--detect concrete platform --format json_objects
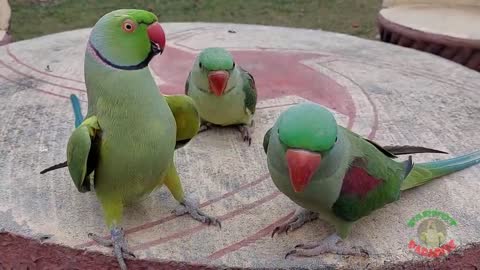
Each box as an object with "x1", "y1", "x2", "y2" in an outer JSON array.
[{"x1": 1, "y1": 23, "x2": 480, "y2": 269}]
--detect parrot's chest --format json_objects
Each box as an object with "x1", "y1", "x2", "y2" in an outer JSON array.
[
  {"x1": 190, "y1": 87, "x2": 250, "y2": 125},
  {"x1": 94, "y1": 102, "x2": 177, "y2": 201}
]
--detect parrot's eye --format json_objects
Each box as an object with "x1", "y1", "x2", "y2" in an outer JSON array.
[
  {"x1": 122, "y1": 19, "x2": 137, "y2": 33},
  {"x1": 335, "y1": 137, "x2": 338, "y2": 142},
  {"x1": 232, "y1": 62, "x2": 236, "y2": 69},
  {"x1": 199, "y1": 62, "x2": 203, "y2": 68}
]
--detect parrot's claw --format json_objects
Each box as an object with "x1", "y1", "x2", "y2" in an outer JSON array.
[
  {"x1": 175, "y1": 198, "x2": 222, "y2": 228},
  {"x1": 272, "y1": 209, "x2": 318, "y2": 237},
  {"x1": 285, "y1": 234, "x2": 369, "y2": 259},
  {"x1": 198, "y1": 123, "x2": 213, "y2": 133},
  {"x1": 88, "y1": 228, "x2": 134, "y2": 270},
  {"x1": 237, "y1": 124, "x2": 252, "y2": 146},
  {"x1": 88, "y1": 232, "x2": 113, "y2": 247}
]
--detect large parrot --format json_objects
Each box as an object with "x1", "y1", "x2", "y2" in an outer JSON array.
[
  {"x1": 263, "y1": 102, "x2": 480, "y2": 258},
  {"x1": 40, "y1": 9, "x2": 219, "y2": 269},
  {"x1": 185, "y1": 47, "x2": 257, "y2": 145}
]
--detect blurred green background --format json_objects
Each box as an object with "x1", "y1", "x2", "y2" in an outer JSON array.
[{"x1": 9, "y1": 0, "x2": 382, "y2": 41}]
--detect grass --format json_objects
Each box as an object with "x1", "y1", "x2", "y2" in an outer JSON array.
[{"x1": 9, "y1": 0, "x2": 382, "y2": 41}]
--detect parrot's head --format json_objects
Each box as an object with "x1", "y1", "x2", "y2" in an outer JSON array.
[
  {"x1": 87, "y1": 9, "x2": 166, "y2": 69},
  {"x1": 276, "y1": 102, "x2": 338, "y2": 193},
  {"x1": 191, "y1": 47, "x2": 237, "y2": 96}
]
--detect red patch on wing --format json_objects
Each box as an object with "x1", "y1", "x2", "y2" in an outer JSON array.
[{"x1": 341, "y1": 166, "x2": 382, "y2": 197}]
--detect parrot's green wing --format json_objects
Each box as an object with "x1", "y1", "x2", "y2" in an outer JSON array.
[
  {"x1": 66, "y1": 116, "x2": 100, "y2": 193},
  {"x1": 364, "y1": 138, "x2": 397, "y2": 158},
  {"x1": 240, "y1": 67, "x2": 257, "y2": 115},
  {"x1": 331, "y1": 134, "x2": 414, "y2": 222},
  {"x1": 345, "y1": 127, "x2": 447, "y2": 157},
  {"x1": 165, "y1": 94, "x2": 200, "y2": 149},
  {"x1": 184, "y1": 72, "x2": 191, "y2": 96},
  {"x1": 263, "y1": 128, "x2": 272, "y2": 154},
  {"x1": 381, "y1": 144, "x2": 448, "y2": 156}
]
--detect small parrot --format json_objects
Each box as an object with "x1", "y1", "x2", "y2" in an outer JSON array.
[
  {"x1": 185, "y1": 47, "x2": 257, "y2": 145},
  {"x1": 263, "y1": 102, "x2": 480, "y2": 258},
  {"x1": 40, "y1": 10, "x2": 219, "y2": 270}
]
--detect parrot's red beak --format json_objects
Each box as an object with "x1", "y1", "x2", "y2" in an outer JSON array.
[
  {"x1": 286, "y1": 149, "x2": 322, "y2": 193},
  {"x1": 147, "y1": 23, "x2": 166, "y2": 54},
  {"x1": 208, "y1": 71, "x2": 229, "y2": 96}
]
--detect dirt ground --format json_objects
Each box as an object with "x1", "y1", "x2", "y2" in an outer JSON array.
[{"x1": 1, "y1": 232, "x2": 479, "y2": 269}]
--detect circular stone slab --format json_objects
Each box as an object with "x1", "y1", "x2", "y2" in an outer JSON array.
[
  {"x1": 378, "y1": 4, "x2": 480, "y2": 71},
  {"x1": 1, "y1": 23, "x2": 480, "y2": 269}
]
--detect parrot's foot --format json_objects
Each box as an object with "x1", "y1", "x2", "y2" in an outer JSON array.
[
  {"x1": 174, "y1": 197, "x2": 221, "y2": 227},
  {"x1": 285, "y1": 234, "x2": 368, "y2": 259},
  {"x1": 88, "y1": 228, "x2": 135, "y2": 270},
  {"x1": 237, "y1": 124, "x2": 253, "y2": 146},
  {"x1": 198, "y1": 123, "x2": 213, "y2": 133},
  {"x1": 272, "y1": 209, "x2": 318, "y2": 237}
]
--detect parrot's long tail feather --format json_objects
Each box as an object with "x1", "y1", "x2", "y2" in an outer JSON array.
[
  {"x1": 70, "y1": 94, "x2": 83, "y2": 128},
  {"x1": 401, "y1": 150, "x2": 480, "y2": 190},
  {"x1": 40, "y1": 161, "x2": 67, "y2": 174},
  {"x1": 39, "y1": 95, "x2": 81, "y2": 175},
  {"x1": 384, "y1": 145, "x2": 448, "y2": 156}
]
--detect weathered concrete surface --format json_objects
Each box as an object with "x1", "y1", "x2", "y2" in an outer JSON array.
[{"x1": 1, "y1": 23, "x2": 480, "y2": 269}]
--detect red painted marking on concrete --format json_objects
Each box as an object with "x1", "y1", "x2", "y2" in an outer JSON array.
[
  {"x1": 6, "y1": 45, "x2": 85, "y2": 84},
  {"x1": 151, "y1": 47, "x2": 356, "y2": 120},
  {"x1": 204, "y1": 211, "x2": 295, "y2": 262},
  {"x1": 131, "y1": 191, "x2": 281, "y2": 251},
  {"x1": 319, "y1": 64, "x2": 378, "y2": 139},
  {"x1": 75, "y1": 173, "x2": 271, "y2": 249},
  {"x1": 0, "y1": 60, "x2": 86, "y2": 93},
  {"x1": 0, "y1": 73, "x2": 70, "y2": 100}
]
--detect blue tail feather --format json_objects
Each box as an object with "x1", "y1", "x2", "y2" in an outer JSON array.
[
  {"x1": 401, "y1": 150, "x2": 480, "y2": 190},
  {"x1": 70, "y1": 94, "x2": 83, "y2": 128},
  {"x1": 420, "y1": 150, "x2": 480, "y2": 171}
]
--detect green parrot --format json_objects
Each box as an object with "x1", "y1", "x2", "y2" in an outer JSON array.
[
  {"x1": 185, "y1": 47, "x2": 257, "y2": 145},
  {"x1": 263, "y1": 102, "x2": 480, "y2": 258},
  {"x1": 41, "y1": 10, "x2": 219, "y2": 270}
]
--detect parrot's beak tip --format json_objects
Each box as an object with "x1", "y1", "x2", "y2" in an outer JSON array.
[
  {"x1": 286, "y1": 149, "x2": 322, "y2": 193},
  {"x1": 151, "y1": 42, "x2": 163, "y2": 55}
]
